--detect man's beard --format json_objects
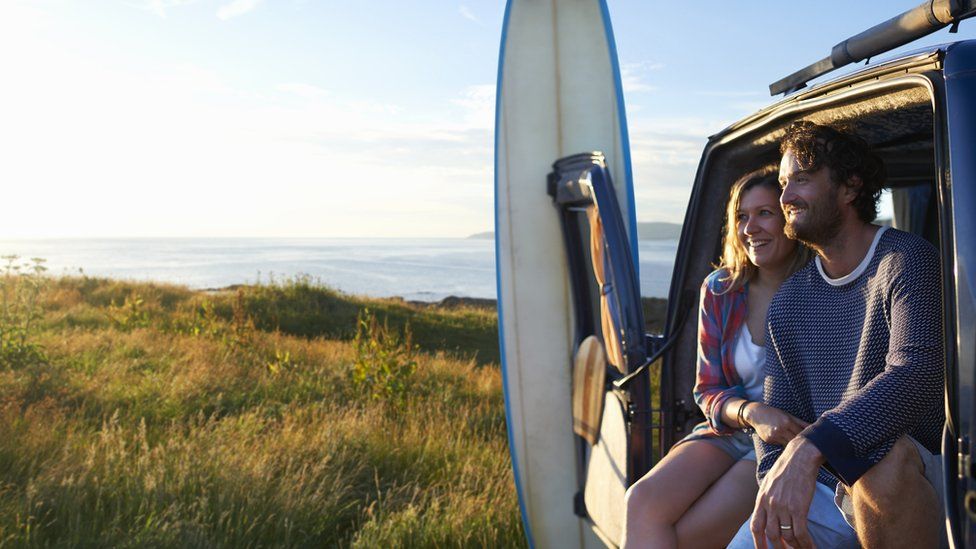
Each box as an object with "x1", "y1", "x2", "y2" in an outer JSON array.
[{"x1": 784, "y1": 188, "x2": 843, "y2": 247}]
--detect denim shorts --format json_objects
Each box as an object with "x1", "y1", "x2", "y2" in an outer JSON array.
[{"x1": 673, "y1": 429, "x2": 756, "y2": 461}]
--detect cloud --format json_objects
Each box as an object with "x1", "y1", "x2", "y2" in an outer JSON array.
[
  {"x1": 217, "y1": 0, "x2": 262, "y2": 20},
  {"x1": 276, "y1": 82, "x2": 329, "y2": 99},
  {"x1": 451, "y1": 84, "x2": 495, "y2": 130},
  {"x1": 620, "y1": 62, "x2": 661, "y2": 94},
  {"x1": 459, "y1": 5, "x2": 480, "y2": 23},
  {"x1": 0, "y1": 48, "x2": 503, "y2": 237},
  {"x1": 627, "y1": 117, "x2": 714, "y2": 222},
  {"x1": 136, "y1": 0, "x2": 199, "y2": 18}
]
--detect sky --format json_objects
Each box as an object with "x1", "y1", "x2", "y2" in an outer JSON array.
[{"x1": 1, "y1": 1, "x2": 974, "y2": 238}]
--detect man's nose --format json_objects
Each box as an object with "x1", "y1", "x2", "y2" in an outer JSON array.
[{"x1": 780, "y1": 181, "x2": 797, "y2": 208}]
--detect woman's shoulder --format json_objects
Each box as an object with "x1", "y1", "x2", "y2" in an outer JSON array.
[{"x1": 701, "y1": 268, "x2": 736, "y2": 295}]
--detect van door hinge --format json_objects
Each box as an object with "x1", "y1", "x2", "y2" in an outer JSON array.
[
  {"x1": 573, "y1": 491, "x2": 586, "y2": 517},
  {"x1": 959, "y1": 435, "x2": 971, "y2": 480},
  {"x1": 673, "y1": 399, "x2": 692, "y2": 434}
]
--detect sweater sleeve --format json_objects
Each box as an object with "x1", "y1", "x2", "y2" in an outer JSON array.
[
  {"x1": 692, "y1": 274, "x2": 745, "y2": 435},
  {"x1": 802, "y1": 241, "x2": 944, "y2": 485},
  {"x1": 757, "y1": 309, "x2": 807, "y2": 480}
]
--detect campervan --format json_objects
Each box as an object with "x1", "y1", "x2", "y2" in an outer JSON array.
[{"x1": 495, "y1": 0, "x2": 976, "y2": 547}]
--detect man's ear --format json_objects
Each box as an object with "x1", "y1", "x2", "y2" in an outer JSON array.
[{"x1": 842, "y1": 175, "x2": 862, "y2": 205}]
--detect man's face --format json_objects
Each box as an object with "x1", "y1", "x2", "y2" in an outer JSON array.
[{"x1": 778, "y1": 148, "x2": 843, "y2": 247}]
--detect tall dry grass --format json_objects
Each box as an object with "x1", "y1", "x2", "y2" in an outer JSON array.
[{"x1": 0, "y1": 272, "x2": 523, "y2": 547}]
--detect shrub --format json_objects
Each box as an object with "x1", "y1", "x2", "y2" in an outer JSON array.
[
  {"x1": 351, "y1": 309, "x2": 417, "y2": 403},
  {"x1": 106, "y1": 293, "x2": 150, "y2": 331}
]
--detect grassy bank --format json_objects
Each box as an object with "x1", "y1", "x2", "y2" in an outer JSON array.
[
  {"x1": 0, "y1": 262, "x2": 669, "y2": 547},
  {"x1": 0, "y1": 272, "x2": 521, "y2": 547}
]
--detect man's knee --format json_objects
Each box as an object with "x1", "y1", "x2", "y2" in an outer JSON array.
[{"x1": 853, "y1": 436, "x2": 924, "y2": 507}]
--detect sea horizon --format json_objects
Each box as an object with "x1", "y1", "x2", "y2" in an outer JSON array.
[{"x1": 0, "y1": 237, "x2": 677, "y2": 302}]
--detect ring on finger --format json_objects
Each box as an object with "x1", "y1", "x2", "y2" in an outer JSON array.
[{"x1": 779, "y1": 524, "x2": 793, "y2": 530}]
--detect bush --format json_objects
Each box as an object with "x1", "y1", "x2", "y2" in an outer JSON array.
[
  {"x1": 351, "y1": 309, "x2": 417, "y2": 403},
  {"x1": 106, "y1": 293, "x2": 150, "y2": 331}
]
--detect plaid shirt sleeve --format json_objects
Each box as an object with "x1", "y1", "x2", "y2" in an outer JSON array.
[{"x1": 693, "y1": 272, "x2": 747, "y2": 435}]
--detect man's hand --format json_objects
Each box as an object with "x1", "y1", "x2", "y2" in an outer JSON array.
[
  {"x1": 744, "y1": 402, "x2": 809, "y2": 446},
  {"x1": 751, "y1": 437, "x2": 824, "y2": 549}
]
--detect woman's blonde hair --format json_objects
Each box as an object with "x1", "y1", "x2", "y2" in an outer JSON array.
[{"x1": 717, "y1": 166, "x2": 811, "y2": 293}]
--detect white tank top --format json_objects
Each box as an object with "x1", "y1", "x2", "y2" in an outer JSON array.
[{"x1": 734, "y1": 323, "x2": 765, "y2": 402}]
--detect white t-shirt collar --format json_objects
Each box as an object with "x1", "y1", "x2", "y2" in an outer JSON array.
[{"x1": 816, "y1": 225, "x2": 889, "y2": 286}]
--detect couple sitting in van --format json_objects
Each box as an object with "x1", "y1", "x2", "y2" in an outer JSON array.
[{"x1": 622, "y1": 121, "x2": 945, "y2": 548}]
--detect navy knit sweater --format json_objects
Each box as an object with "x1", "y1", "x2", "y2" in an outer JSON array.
[{"x1": 757, "y1": 228, "x2": 944, "y2": 488}]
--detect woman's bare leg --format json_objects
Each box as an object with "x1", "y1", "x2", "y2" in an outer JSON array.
[
  {"x1": 674, "y1": 458, "x2": 758, "y2": 548},
  {"x1": 622, "y1": 440, "x2": 735, "y2": 549}
]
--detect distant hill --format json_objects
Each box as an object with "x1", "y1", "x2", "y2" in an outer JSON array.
[
  {"x1": 636, "y1": 221, "x2": 682, "y2": 240},
  {"x1": 466, "y1": 221, "x2": 682, "y2": 241},
  {"x1": 466, "y1": 231, "x2": 495, "y2": 240}
]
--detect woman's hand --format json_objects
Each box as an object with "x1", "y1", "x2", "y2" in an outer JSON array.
[{"x1": 743, "y1": 402, "x2": 809, "y2": 446}]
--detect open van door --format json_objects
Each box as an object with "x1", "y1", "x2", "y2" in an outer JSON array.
[
  {"x1": 547, "y1": 153, "x2": 658, "y2": 546},
  {"x1": 941, "y1": 39, "x2": 976, "y2": 548}
]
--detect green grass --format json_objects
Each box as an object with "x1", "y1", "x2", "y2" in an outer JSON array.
[
  {"x1": 0, "y1": 272, "x2": 668, "y2": 547},
  {"x1": 0, "y1": 275, "x2": 522, "y2": 547}
]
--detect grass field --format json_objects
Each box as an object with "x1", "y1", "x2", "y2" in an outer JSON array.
[
  {"x1": 0, "y1": 261, "x2": 666, "y2": 547},
  {"x1": 0, "y1": 268, "x2": 522, "y2": 547}
]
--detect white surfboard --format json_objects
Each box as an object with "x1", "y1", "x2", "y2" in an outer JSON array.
[{"x1": 494, "y1": 0, "x2": 638, "y2": 546}]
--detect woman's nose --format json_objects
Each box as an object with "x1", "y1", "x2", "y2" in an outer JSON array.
[{"x1": 743, "y1": 217, "x2": 759, "y2": 234}]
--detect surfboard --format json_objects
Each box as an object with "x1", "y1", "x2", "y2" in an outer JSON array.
[{"x1": 494, "y1": 0, "x2": 638, "y2": 546}]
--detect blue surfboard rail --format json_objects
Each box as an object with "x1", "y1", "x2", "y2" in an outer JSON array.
[{"x1": 493, "y1": 1, "x2": 535, "y2": 546}]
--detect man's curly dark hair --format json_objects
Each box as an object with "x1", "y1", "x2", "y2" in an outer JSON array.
[{"x1": 779, "y1": 121, "x2": 886, "y2": 223}]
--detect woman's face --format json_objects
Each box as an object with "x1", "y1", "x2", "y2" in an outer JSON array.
[{"x1": 736, "y1": 185, "x2": 796, "y2": 271}]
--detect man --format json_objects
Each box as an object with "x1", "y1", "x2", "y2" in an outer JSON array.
[{"x1": 728, "y1": 121, "x2": 945, "y2": 548}]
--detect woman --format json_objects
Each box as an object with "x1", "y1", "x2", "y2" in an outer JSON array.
[{"x1": 621, "y1": 168, "x2": 811, "y2": 548}]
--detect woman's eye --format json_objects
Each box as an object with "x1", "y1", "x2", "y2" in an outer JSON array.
[{"x1": 736, "y1": 214, "x2": 747, "y2": 222}]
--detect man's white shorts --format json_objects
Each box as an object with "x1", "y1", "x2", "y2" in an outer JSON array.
[{"x1": 728, "y1": 437, "x2": 944, "y2": 548}]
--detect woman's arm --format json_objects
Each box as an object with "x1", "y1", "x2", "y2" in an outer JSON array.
[
  {"x1": 692, "y1": 275, "x2": 745, "y2": 434},
  {"x1": 719, "y1": 397, "x2": 808, "y2": 446}
]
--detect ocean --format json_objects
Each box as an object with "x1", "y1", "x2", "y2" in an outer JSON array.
[{"x1": 0, "y1": 238, "x2": 678, "y2": 302}]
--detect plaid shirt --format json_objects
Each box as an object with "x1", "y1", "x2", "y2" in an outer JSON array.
[{"x1": 692, "y1": 269, "x2": 749, "y2": 435}]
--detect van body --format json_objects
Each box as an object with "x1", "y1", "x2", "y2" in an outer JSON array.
[{"x1": 649, "y1": 40, "x2": 976, "y2": 547}]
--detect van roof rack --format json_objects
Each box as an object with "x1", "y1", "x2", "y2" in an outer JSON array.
[{"x1": 770, "y1": 0, "x2": 976, "y2": 96}]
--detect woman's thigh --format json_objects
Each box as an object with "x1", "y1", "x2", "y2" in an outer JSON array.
[
  {"x1": 675, "y1": 458, "x2": 758, "y2": 548},
  {"x1": 628, "y1": 439, "x2": 737, "y2": 522}
]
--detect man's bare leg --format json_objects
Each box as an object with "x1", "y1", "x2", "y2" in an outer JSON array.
[{"x1": 849, "y1": 436, "x2": 940, "y2": 548}]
